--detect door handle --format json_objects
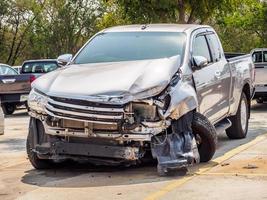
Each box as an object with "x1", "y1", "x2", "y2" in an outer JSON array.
[
  {"x1": 214, "y1": 71, "x2": 221, "y2": 79},
  {"x1": 2, "y1": 79, "x2": 16, "y2": 84}
]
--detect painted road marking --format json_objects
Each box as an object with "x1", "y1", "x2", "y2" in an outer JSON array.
[
  {"x1": 144, "y1": 133, "x2": 267, "y2": 200},
  {"x1": 198, "y1": 172, "x2": 267, "y2": 177}
]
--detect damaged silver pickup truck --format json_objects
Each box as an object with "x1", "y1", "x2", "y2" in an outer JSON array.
[{"x1": 27, "y1": 24, "x2": 254, "y2": 175}]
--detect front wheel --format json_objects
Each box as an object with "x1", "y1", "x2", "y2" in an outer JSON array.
[
  {"x1": 26, "y1": 118, "x2": 52, "y2": 169},
  {"x1": 192, "y1": 113, "x2": 217, "y2": 162},
  {"x1": 226, "y1": 93, "x2": 249, "y2": 139},
  {"x1": 1, "y1": 103, "x2": 16, "y2": 115},
  {"x1": 256, "y1": 98, "x2": 264, "y2": 104}
]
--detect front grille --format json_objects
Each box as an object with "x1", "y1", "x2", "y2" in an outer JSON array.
[
  {"x1": 50, "y1": 96, "x2": 124, "y2": 108},
  {"x1": 45, "y1": 96, "x2": 125, "y2": 124}
]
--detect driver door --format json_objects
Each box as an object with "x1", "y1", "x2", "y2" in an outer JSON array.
[{"x1": 192, "y1": 33, "x2": 224, "y2": 124}]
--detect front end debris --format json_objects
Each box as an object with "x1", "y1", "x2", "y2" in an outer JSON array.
[{"x1": 151, "y1": 112, "x2": 200, "y2": 175}]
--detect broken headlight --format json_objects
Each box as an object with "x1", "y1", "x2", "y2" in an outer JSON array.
[
  {"x1": 28, "y1": 88, "x2": 48, "y2": 113},
  {"x1": 124, "y1": 102, "x2": 159, "y2": 126},
  {"x1": 155, "y1": 72, "x2": 181, "y2": 114}
]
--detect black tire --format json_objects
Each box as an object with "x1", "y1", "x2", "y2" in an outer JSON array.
[
  {"x1": 1, "y1": 103, "x2": 15, "y2": 115},
  {"x1": 256, "y1": 99, "x2": 264, "y2": 104},
  {"x1": 26, "y1": 118, "x2": 51, "y2": 169},
  {"x1": 226, "y1": 93, "x2": 249, "y2": 139},
  {"x1": 192, "y1": 113, "x2": 217, "y2": 162}
]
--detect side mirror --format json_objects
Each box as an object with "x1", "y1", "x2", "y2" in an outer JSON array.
[
  {"x1": 192, "y1": 56, "x2": 208, "y2": 70},
  {"x1": 57, "y1": 54, "x2": 73, "y2": 66}
]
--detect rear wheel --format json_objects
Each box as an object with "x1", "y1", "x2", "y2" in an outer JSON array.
[
  {"x1": 256, "y1": 98, "x2": 264, "y2": 104},
  {"x1": 192, "y1": 113, "x2": 217, "y2": 162},
  {"x1": 226, "y1": 93, "x2": 249, "y2": 139},
  {"x1": 1, "y1": 103, "x2": 15, "y2": 115}
]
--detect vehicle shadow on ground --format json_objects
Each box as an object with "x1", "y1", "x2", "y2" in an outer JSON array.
[
  {"x1": 248, "y1": 102, "x2": 267, "y2": 134},
  {"x1": 250, "y1": 102, "x2": 267, "y2": 112},
  {"x1": 21, "y1": 160, "x2": 218, "y2": 188}
]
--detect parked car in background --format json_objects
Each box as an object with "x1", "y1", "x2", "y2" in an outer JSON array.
[
  {"x1": 20, "y1": 59, "x2": 59, "y2": 82},
  {"x1": 0, "y1": 59, "x2": 59, "y2": 115},
  {"x1": 0, "y1": 63, "x2": 31, "y2": 115},
  {"x1": 0, "y1": 63, "x2": 18, "y2": 75},
  {"x1": 27, "y1": 24, "x2": 254, "y2": 175},
  {"x1": 251, "y1": 48, "x2": 267, "y2": 103},
  {"x1": 0, "y1": 105, "x2": 4, "y2": 135}
]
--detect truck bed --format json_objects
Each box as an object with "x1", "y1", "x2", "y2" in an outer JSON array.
[
  {"x1": 0, "y1": 74, "x2": 31, "y2": 94},
  {"x1": 0, "y1": 74, "x2": 32, "y2": 104}
]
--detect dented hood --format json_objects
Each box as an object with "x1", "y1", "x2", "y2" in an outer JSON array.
[{"x1": 33, "y1": 56, "x2": 180, "y2": 103}]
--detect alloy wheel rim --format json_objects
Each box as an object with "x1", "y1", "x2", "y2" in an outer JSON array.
[{"x1": 240, "y1": 98, "x2": 247, "y2": 132}]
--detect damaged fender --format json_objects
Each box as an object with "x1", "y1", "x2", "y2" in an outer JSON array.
[{"x1": 159, "y1": 79, "x2": 198, "y2": 120}]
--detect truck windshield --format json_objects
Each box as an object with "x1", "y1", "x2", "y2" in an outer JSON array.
[{"x1": 74, "y1": 32, "x2": 186, "y2": 64}]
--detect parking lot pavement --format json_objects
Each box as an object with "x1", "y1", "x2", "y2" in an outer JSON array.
[{"x1": 1, "y1": 101, "x2": 267, "y2": 200}]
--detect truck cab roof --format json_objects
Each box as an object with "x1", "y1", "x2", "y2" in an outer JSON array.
[
  {"x1": 22, "y1": 59, "x2": 57, "y2": 64},
  {"x1": 103, "y1": 24, "x2": 211, "y2": 33}
]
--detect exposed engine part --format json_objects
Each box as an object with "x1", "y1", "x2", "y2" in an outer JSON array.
[
  {"x1": 132, "y1": 103, "x2": 158, "y2": 121},
  {"x1": 124, "y1": 102, "x2": 159, "y2": 129}
]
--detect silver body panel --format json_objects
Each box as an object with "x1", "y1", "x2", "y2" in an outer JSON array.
[{"x1": 251, "y1": 48, "x2": 267, "y2": 95}]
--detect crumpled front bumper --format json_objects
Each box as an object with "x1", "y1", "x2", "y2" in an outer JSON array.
[
  {"x1": 29, "y1": 77, "x2": 198, "y2": 142},
  {"x1": 29, "y1": 108, "x2": 171, "y2": 141}
]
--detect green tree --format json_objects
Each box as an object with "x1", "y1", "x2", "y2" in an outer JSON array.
[
  {"x1": 0, "y1": 0, "x2": 266, "y2": 64},
  {"x1": 0, "y1": 0, "x2": 44, "y2": 65},
  {"x1": 212, "y1": 0, "x2": 267, "y2": 52},
  {"x1": 104, "y1": 0, "x2": 232, "y2": 24},
  {"x1": 31, "y1": 0, "x2": 101, "y2": 58}
]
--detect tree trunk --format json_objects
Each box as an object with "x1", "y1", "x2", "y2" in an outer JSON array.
[
  {"x1": 6, "y1": 21, "x2": 19, "y2": 64},
  {"x1": 177, "y1": 0, "x2": 186, "y2": 24},
  {"x1": 11, "y1": 16, "x2": 37, "y2": 65},
  {"x1": 187, "y1": 7, "x2": 195, "y2": 24}
]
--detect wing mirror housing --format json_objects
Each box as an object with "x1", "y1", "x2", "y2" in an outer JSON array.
[
  {"x1": 192, "y1": 56, "x2": 208, "y2": 70},
  {"x1": 57, "y1": 54, "x2": 73, "y2": 67}
]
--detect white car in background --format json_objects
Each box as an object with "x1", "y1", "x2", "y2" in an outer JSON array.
[{"x1": 252, "y1": 48, "x2": 267, "y2": 103}]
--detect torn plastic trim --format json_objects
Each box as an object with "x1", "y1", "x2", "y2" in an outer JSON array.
[
  {"x1": 35, "y1": 142, "x2": 141, "y2": 161},
  {"x1": 151, "y1": 111, "x2": 200, "y2": 175}
]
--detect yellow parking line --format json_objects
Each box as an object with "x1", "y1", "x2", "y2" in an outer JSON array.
[
  {"x1": 144, "y1": 133, "x2": 267, "y2": 200},
  {"x1": 198, "y1": 172, "x2": 267, "y2": 177}
]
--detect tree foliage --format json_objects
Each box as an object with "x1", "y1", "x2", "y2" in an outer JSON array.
[
  {"x1": 0, "y1": 0, "x2": 266, "y2": 65},
  {"x1": 212, "y1": 0, "x2": 267, "y2": 52},
  {"x1": 107, "y1": 0, "x2": 233, "y2": 24}
]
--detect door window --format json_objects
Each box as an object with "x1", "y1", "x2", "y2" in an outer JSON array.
[
  {"x1": 0, "y1": 66, "x2": 17, "y2": 75},
  {"x1": 206, "y1": 34, "x2": 222, "y2": 62},
  {"x1": 193, "y1": 35, "x2": 211, "y2": 63},
  {"x1": 252, "y1": 51, "x2": 263, "y2": 63},
  {"x1": 263, "y1": 51, "x2": 267, "y2": 63}
]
